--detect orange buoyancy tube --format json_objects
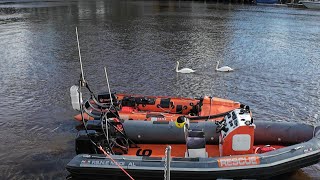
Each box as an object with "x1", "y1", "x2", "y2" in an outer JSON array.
[
  {"x1": 74, "y1": 94, "x2": 241, "y2": 122},
  {"x1": 199, "y1": 96, "x2": 241, "y2": 116}
]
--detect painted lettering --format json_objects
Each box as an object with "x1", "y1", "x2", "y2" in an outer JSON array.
[
  {"x1": 128, "y1": 162, "x2": 136, "y2": 166},
  {"x1": 238, "y1": 157, "x2": 245, "y2": 165},
  {"x1": 218, "y1": 156, "x2": 260, "y2": 168},
  {"x1": 136, "y1": 149, "x2": 152, "y2": 156},
  {"x1": 89, "y1": 160, "x2": 125, "y2": 166}
]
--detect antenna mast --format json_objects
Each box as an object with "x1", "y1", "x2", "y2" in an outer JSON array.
[
  {"x1": 75, "y1": 27, "x2": 85, "y2": 84},
  {"x1": 104, "y1": 67, "x2": 114, "y2": 107}
]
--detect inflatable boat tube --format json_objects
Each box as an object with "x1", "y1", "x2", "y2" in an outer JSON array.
[
  {"x1": 122, "y1": 120, "x2": 316, "y2": 145},
  {"x1": 67, "y1": 120, "x2": 320, "y2": 179},
  {"x1": 67, "y1": 131, "x2": 320, "y2": 179}
]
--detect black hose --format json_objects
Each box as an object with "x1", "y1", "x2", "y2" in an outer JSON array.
[{"x1": 188, "y1": 111, "x2": 231, "y2": 120}]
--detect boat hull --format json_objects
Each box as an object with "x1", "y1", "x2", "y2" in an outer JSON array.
[
  {"x1": 256, "y1": 0, "x2": 279, "y2": 4},
  {"x1": 301, "y1": 1, "x2": 320, "y2": 9},
  {"x1": 67, "y1": 121, "x2": 320, "y2": 179},
  {"x1": 67, "y1": 139, "x2": 320, "y2": 179}
]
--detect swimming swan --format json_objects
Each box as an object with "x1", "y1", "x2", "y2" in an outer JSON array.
[
  {"x1": 176, "y1": 61, "x2": 195, "y2": 74},
  {"x1": 215, "y1": 61, "x2": 234, "y2": 72}
]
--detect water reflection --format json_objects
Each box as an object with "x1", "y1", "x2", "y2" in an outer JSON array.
[{"x1": 0, "y1": 0, "x2": 319, "y2": 179}]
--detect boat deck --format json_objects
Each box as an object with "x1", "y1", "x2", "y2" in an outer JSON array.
[{"x1": 125, "y1": 144, "x2": 284, "y2": 158}]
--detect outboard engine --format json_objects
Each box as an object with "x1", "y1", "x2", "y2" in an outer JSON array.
[
  {"x1": 217, "y1": 107, "x2": 255, "y2": 156},
  {"x1": 75, "y1": 117, "x2": 131, "y2": 155}
]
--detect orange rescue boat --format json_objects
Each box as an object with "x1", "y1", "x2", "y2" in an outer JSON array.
[{"x1": 73, "y1": 92, "x2": 241, "y2": 122}]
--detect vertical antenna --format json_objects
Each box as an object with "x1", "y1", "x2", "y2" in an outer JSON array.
[
  {"x1": 75, "y1": 27, "x2": 85, "y2": 83},
  {"x1": 104, "y1": 67, "x2": 114, "y2": 107}
]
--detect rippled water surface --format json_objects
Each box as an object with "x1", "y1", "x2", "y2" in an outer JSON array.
[{"x1": 0, "y1": 0, "x2": 319, "y2": 179}]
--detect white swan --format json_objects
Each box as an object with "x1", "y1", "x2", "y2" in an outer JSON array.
[
  {"x1": 176, "y1": 61, "x2": 195, "y2": 74},
  {"x1": 215, "y1": 61, "x2": 234, "y2": 72}
]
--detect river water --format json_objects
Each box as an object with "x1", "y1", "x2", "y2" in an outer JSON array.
[{"x1": 0, "y1": 0, "x2": 319, "y2": 179}]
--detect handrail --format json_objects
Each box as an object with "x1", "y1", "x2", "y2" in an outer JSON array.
[{"x1": 164, "y1": 145, "x2": 171, "y2": 180}]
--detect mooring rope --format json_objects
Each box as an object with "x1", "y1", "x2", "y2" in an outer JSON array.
[{"x1": 98, "y1": 146, "x2": 135, "y2": 180}]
